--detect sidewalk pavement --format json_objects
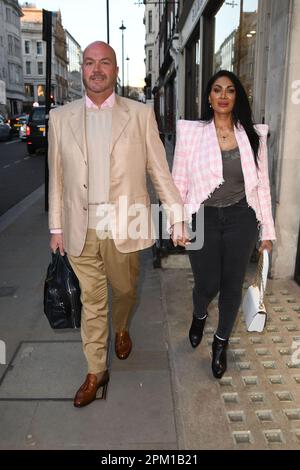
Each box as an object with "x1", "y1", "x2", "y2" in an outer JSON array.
[{"x1": 0, "y1": 188, "x2": 300, "y2": 450}]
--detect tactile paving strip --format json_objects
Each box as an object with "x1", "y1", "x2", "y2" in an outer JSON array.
[{"x1": 187, "y1": 271, "x2": 300, "y2": 449}]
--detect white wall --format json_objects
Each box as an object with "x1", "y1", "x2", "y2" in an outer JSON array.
[{"x1": 272, "y1": 0, "x2": 300, "y2": 278}]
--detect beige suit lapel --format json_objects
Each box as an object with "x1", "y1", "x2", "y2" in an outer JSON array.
[
  {"x1": 69, "y1": 98, "x2": 88, "y2": 164},
  {"x1": 110, "y1": 95, "x2": 130, "y2": 154}
]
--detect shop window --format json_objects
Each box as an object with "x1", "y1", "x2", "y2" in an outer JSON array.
[
  {"x1": 185, "y1": 23, "x2": 201, "y2": 120},
  {"x1": 38, "y1": 84, "x2": 45, "y2": 96},
  {"x1": 25, "y1": 84, "x2": 34, "y2": 97}
]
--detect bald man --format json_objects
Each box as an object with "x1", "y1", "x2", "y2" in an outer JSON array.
[{"x1": 48, "y1": 41, "x2": 187, "y2": 407}]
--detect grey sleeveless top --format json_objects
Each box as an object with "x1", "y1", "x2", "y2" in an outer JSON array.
[{"x1": 204, "y1": 146, "x2": 246, "y2": 207}]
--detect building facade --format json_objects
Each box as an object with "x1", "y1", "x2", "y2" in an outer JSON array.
[
  {"x1": 52, "y1": 10, "x2": 68, "y2": 105},
  {"x1": 65, "y1": 30, "x2": 83, "y2": 102},
  {"x1": 168, "y1": 0, "x2": 300, "y2": 280},
  {"x1": 21, "y1": 6, "x2": 68, "y2": 111},
  {"x1": 145, "y1": 0, "x2": 180, "y2": 158},
  {"x1": 144, "y1": 1, "x2": 160, "y2": 106},
  {"x1": 0, "y1": 0, "x2": 24, "y2": 116}
]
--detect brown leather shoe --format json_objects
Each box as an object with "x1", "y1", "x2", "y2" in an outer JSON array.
[
  {"x1": 73, "y1": 371, "x2": 109, "y2": 408},
  {"x1": 115, "y1": 331, "x2": 132, "y2": 360}
]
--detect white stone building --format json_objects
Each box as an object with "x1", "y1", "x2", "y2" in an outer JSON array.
[
  {"x1": 65, "y1": 30, "x2": 83, "y2": 102},
  {"x1": 21, "y1": 5, "x2": 68, "y2": 111},
  {"x1": 144, "y1": 1, "x2": 160, "y2": 105},
  {"x1": 173, "y1": 0, "x2": 300, "y2": 281},
  {"x1": 0, "y1": 0, "x2": 24, "y2": 116}
]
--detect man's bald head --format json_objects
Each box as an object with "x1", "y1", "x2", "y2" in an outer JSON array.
[
  {"x1": 82, "y1": 40, "x2": 119, "y2": 105},
  {"x1": 83, "y1": 41, "x2": 117, "y2": 66}
]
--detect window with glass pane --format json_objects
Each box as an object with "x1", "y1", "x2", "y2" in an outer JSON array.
[
  {"x1": 25, "y1": 84, "x2": 34, "y2": 97},
  {"x1": 16, "y1": 66, "x2": 20, "y2": 84},
  {"x1": 148, "y1": 50, "x2": 152, "y2": 71},
  {"x1": 148, "y1": 10, "x2": 153, "y2": 33},
  {"x1": 8, "y1": 35, "x2": 13, "y2": 56},
  {"x1": 37, "y1": 62, "x2": 43, "y2": 75},
  {"x1": 26, "y1": 61, "x2": 31, "y2": 75},
  {"x1": 37, "y1": 41, "x2": 43, "y2": 55},
  {"x1": 25, "y1": 40, "x2": 30, "y2": 54},
  {"x1": 214, "y1": 0, "x2": 258, "y2": 104},
  {"x1": 37, "y1": 85, "x2": 45, "y2": 100},
  {"x1": 14, "y1": 38, "x2": 21, "y2": 58},
  {"x1": 6, "y1": 7, "x2": 11, "y2": 23}
]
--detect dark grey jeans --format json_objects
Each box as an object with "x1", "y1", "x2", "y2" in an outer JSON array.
[{"x1": 188, "y1": 198, "x2": 258, "y2": 339}]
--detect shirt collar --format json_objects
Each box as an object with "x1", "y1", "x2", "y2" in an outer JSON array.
[{"x1": 85, "y1": 92, "x2": 115, "y2": 110}]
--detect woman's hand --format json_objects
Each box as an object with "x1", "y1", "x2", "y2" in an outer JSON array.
[
  {"x1": 171, "y1": 222, "x2": 190, "y2": 248},
  {"x1": 259, "y1": 240, "x2": 273, "y2": 253}
]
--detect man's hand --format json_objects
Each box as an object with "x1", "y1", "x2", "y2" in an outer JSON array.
[
  {"x1": 259, "y1": 240, "x2": 273, "y2": 253},
  {"x1": 171, "y1": 222, "x2": 190, "y2": 248},
  {"x1": 50, "y1": 234, "x2": 65, "y2": 255}
]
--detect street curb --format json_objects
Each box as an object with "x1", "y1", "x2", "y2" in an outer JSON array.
[
  {"x1": 0, "y1": 184, "x2": 44, "y2": 233},
  {"x1": 159, "y1": 269, "x2": 186, "y2": 450}
]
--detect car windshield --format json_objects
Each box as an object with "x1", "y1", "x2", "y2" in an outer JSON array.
[
  {"x1": 31, "y1": 108, "x2": 45, "y2": 122},
  {"x1": 18, "y1": 116, "x2": 28, "y2": 123}
]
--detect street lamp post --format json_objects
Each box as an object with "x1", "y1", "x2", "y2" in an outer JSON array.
[
  {"x1": 119, "y1": 21, "x2": 126, "y2": 97},
  {"x1": 126, "y1": 56, "x2": 130, "y2": 97},
  {"x1": 106, "y1": 0, "x2": 110, "y2": 44}
]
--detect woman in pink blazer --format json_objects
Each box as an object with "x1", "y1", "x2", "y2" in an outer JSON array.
[{"x1": 172, "y1": 70, "x2": 276, "y2": 379}]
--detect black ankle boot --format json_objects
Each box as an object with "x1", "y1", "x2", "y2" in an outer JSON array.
[
  {"x1": 212, "y1": 335, "x2": 229, "y2": 379},
  {"x1": 189, "y1": 314, "x2": 207, "y2": 348}
]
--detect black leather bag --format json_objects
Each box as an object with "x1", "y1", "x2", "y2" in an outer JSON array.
[{"x1": 43, "y1": 251, "x2": 81, "y2": 329}]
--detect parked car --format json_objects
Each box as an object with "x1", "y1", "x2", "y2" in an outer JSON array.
[
  {"x1": 26, "y1": 105, "x2": 58, "y2": 154},
  {"x1": 19, "y1": 115, "x2": 29, "y2": 140},
  {"x1": 8, "y1": 114, "x2": 28, "y2": 135},
  {"x1": 0, "y1": 115, "x2": 11, "y2": 142},
  {"x1": 26, "y1": 106, "x2": 47, "y2": 154}
]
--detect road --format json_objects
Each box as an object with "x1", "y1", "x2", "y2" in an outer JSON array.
[{"x1": 0, "y1": 139, "x2": 46, "y2": 216}]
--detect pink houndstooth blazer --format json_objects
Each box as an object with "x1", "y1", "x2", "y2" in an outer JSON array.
[{"x1": 172, "y1": 119, "x2": 276, "y2": 241}]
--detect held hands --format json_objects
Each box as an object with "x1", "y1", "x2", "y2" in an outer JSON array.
[
  {"x1": 259, "y1": 240, "x2": 273, "y2": 253},
  {"x1": 50, "y1": 234, "x2": 65, "y2": 256},
  {"x1": 171, "y1": 222, "x2": 191, "y2": 248}
]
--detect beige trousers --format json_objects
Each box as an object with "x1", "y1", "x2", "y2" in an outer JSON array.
[{"x1": 69, "y1": 229, "x2": 140, "y2": 374}]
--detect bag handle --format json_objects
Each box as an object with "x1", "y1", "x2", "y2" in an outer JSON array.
[{"x1": 253, "y1": 249, "x2": 269, "y2": 309}]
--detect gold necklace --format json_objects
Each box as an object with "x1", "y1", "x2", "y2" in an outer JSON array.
[{"x1": 216, "y1": 128, "x2": 233, "y2": 141}]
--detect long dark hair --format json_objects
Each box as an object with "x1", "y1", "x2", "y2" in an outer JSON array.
[{"x1": 201, "y1": 70, "x2": 260, "y2": 166}]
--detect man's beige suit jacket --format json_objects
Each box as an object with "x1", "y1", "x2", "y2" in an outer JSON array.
[{"x1": 48, "y1": 95, "x2": 184, "y2": 256}]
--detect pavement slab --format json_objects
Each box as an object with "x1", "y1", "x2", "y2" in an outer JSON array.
[
  {"x1": 0, "y1": 196, "x2": 178, "y2": 449},
  {"x1": 1, "y1": 192, "x2": 300, "y2": 450},
  {"x1": 160, "y1": 257, "x2": 300, "y2": 450}
]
